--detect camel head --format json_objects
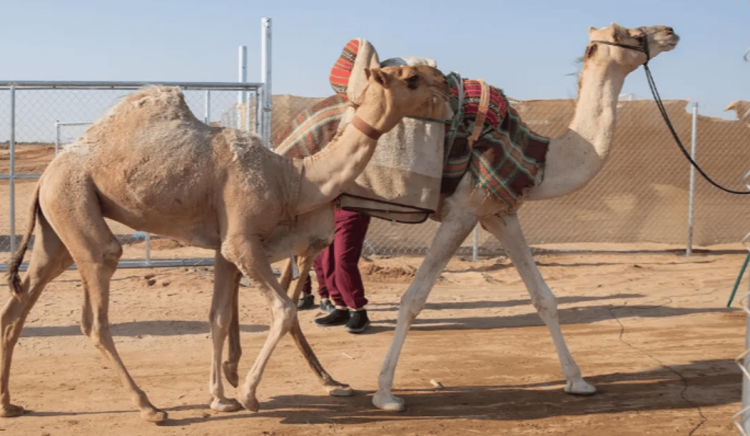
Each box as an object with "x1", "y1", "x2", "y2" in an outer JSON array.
[
  {"x1": 357, "y1": 65, "x2": 451, "y2": 128},
  {"x1": 585, "y1": 23, "x2": 679, "y2": 72}
]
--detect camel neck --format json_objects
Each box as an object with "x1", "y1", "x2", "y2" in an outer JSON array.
[
  {"x1": 293, "y1": 106, "x2": 389, "y2": 215},
  {"x1": 527, "y1": 61, "x2": 627, "y2": 200}
]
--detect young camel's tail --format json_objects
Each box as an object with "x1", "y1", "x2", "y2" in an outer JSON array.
[{"x1": 7, "y1": 183, "x2": 41, "y2": 301}]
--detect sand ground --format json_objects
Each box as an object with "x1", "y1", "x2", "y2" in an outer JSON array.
[{"x1": 0, "y1": 250, "x2": 746, "y2": 436}]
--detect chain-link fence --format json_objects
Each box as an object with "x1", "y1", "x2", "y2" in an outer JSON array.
[
  {"x1": 0, "y1": 83, "x2": 265, "y2": 268},
  {"x1": 364, "y1": 97, "x2": 750, "y2": 256},
  {"x1": 3, "y1": 90, "x2": 750, "y2": 269}
]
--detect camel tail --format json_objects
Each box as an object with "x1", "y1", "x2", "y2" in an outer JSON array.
[{"x1": 7, "y1": 183, "x2": 41, "y2": 301}]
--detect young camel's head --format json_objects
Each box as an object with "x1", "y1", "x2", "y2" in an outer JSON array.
[
  {"x1": 584, "y1": 23, "x2": 679, "y2": 73},
  {"x1": 356, "y1": 65, "x2": 451, "y2": 129}
]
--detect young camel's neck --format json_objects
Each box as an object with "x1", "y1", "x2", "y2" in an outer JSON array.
[
  {"x1": 526, "y1": 58, "x2": 628, "y2": 200},
  {"x1": 292, "y1": 96, "x2": 399, "y2": 215}
]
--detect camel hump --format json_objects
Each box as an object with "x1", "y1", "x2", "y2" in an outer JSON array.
[
  {"x1": 115, "y1": 86, "x2": 195, "y2": 121},
  {"x1": 80, "y1": 86, "x2": 198, "y2": 144}
]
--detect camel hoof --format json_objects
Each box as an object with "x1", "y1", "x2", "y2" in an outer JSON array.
[
  {"x1": 210, "y1": 398, "x2": 243, "y2": 413},
  {"x1": 0, "y1": 404, "x2": 25, "y2": 417},
  {"x1": 140, "y1": 407, "x2": 168, "y2": 423},
  {"x1": 239, "y1": 394, "x2": 259, "y2": 413},
  {"x1": 564, "y1": 379, "x2": 597, "y2": 396},
  {"x1": 223, "y1": 361, "x2": 239, "y2": 388},
  {"x1": 325, "y1": 383, "x2": 353, "y2": 397},
  {"x1": 372, "y1": 391, "x2": 405, "y2": 412}
]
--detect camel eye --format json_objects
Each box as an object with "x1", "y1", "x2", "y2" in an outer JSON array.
[{"x1": 406, "y1": 75, "x2": 420, "y2": 89}]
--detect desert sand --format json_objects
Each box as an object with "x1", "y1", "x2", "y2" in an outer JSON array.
[{"x1": 0, "y1": 249, "x2": 745, "y2": 436}]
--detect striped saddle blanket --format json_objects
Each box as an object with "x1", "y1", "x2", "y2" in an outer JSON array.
[{"x1": 274, "y1": 73, "x2": 549, "y2": 213}]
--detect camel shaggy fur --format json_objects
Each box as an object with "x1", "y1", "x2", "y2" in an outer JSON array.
[{"x1": 2, "y1": 65, "x2": 450, "y2": 422}]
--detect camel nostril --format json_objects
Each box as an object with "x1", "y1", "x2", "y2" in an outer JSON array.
[{"x1": 665, "y1": 27, "x2": 674, "y2": 35}]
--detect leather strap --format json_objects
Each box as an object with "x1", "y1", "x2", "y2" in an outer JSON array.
[
  {"x1": 468, "y1": 79, "x2": 490, "y2": 147},
  {"x1": 351, "y1": 116, "x2": 383, "y2": 140}
]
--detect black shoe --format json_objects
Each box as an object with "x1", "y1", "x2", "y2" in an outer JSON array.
[
  {"x1": 319, "y1": 299, "x2": 335, "y2": 314},
  {"x1": 345, "y1": 310, "x2": 371, "y2": 334},
  {"x1": 297, "y1": 294, "x2": 315, "y2": 310},
  {"x1": 315, "y1": 309, "x2": 350, "y2": 326}
]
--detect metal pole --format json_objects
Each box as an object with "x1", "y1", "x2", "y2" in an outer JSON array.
[
  {"x1": 204, "y1": 90, "x2": 210, "y2": 124},
  {"x1": 238, "y1": 46, "x2": 247, "y2": 130},
  {"x1": 686, "y1": 102, "x2": 698, "y2": 256},
  {"x1": 54, "y1": 121, "x2": 60, "y2": 155},
  {"x1": 472, "y1": 225, "x2": 479, "y2": 261},
  {"x1": 261, "y1": 17, "x2": 272, "y2": 148},
  {"x1": 9, "y1": 86, "x2": 16, "y2": 256},
  {"x1": 744, "y1": 296, "x2": 750, "y2": 435},
  {"x1": 145, "y1": 233, "x2": 151, "y2": 265},
  {"x1": 254, "y1": 89, "x2": 261, "y2": 134}
]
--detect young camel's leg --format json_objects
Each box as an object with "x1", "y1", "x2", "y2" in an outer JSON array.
[
  {"x1": 372, "y1": 197, "x2": 479, "y2": 411},
  {"x1": 209, "y1": 252, "x2": 243, "y2": 412},
  {"x1": 0, "y1": 212, "x2": 73, "y2": 417},
  {"x1": 47, "y1": 189, "x2": 166, "y2": 422},
  {"x1": 221, "y1": 236, "x2": 297, "y2": 412},
  {"x1": 479, "y1": 213, "x2": 596, "y2": 395},
  {"x1": 223, "y1": 255, "x2": 352, "y2": 396},
  {"x1": 286, "y1": 255, "x2": 352, "y2": 396},
  {"x1": 221, "y1": 256, "x2": 292, "y2": 388}
]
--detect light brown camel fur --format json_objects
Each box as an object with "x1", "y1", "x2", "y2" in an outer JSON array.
[
  {"x1": 218, "y1": 23, "x2": 680, "y2": 412},
  {"x1": 2, "y1": 65, "x2": 451, "y2": 422}
]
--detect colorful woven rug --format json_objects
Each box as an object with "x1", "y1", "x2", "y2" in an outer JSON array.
[
  {"x1": 275, "y1": 73, "x2": 549, "y2": 213},
  {"x1": 441, "y1": 72, "x2": 549, "y2": 210}
]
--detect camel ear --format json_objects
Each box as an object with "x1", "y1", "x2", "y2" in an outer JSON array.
[
  {"x1": 610, "y1": 23, "x2": 623, "y2": 42},
  {"x1": 588, "y1": 26, "x2": 597, "y2": 38},
  {"x1": 369, "y1": 68, "x2": 391, "y2": 87},
  {"x1": 725, "y1": 101, "x2": 738, "y2": 112}
]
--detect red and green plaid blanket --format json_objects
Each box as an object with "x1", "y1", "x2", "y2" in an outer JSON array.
[
  {"x1": 441, "y1": 73, "x2": 549, "y2": 209},
  {"x1": 275, "y1": 73, "x2": 549, "y2": 212}
]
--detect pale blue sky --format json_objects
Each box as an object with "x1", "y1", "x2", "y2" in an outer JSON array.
[{"x1": 1, "y1": 0, "x2": 748, "y2": 118}]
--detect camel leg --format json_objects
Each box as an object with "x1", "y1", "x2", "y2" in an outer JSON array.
[
  {"x1": 222, "y1": 257, "x2": 292, "y2": 388},
  {"x1": 222, "y1": 272, "x2": 242, "y2": 388},
  {"x1": 47, "y1": 191, "x2": 166, "y2": 422},
  {"x1": 223, "y1": 255, "x2": 352, "y2": 397},
  {"x1": 0, "y1": 213, "x2": 73, "y2": 417},
  {"x1": 209, "y1": 252, "x2": 243, "y2": 412},
  {"x1": 480, "y1": 213, "x2": 596, "y2": 395},
  {"x1": 221, "y1": 237, "x2": 297, "y2": 412},
  {"x1": 372, "y1": 201, "x2": 478, "y2": 411},
  {"x1": 286, "y1": 255, "x2": 352, "y2": 396}
]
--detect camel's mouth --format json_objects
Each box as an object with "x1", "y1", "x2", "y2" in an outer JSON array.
[{"x1": 652, "y1": 28, "x2": 680, "y2": 52}]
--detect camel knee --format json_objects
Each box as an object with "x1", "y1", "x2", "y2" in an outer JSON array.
[
  {"x1": 399, "y1": 295, "x2": 425, "y2": 323},
  {"x1": 531, "y1": 288, "x2": 558, "y2": 318},
  {"x1": 208, "y1": 309, "x2": 232, "y2": 333},
  {"x1": 101, "y1": 242, "x2": 123, "y2": 267},
  {"x1": 272, "y1": 299, "x2": 297, "y2": 333}
]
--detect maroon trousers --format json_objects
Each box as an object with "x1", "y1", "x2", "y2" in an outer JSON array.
[{"x1": 302, "y1": 208, "x2": 370, "y2": 310}]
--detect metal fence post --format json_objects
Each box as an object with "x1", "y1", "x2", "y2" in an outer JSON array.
[
  {"x1": 238, "y1": 46, "x2": 247, "y2": 130},
  {"x1": 472, "y1": 225, "x2": 479, "y2": 261},
  {"x1": 261, "y1": 17, "x2": 272, "y2": 148},
  {"x1": 55, "y1": 121, "x2": 60, "y2": 154},
  {"x1": 9, "y1": 86, "x2": 16, "y2": 256},
  {"x1": 204, "y1": 90, "x2": 210, "y2": 124},
  {"x1": 686, "y1": 102, "x2": 698, "y2": 256}
]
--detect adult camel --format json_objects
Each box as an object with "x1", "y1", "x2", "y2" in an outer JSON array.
[{"x1": 222, "y1": 23, "x2": 680, "y2": 412}]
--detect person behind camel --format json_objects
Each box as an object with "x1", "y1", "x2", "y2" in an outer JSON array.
[{"x1": 298, "y1": 207, "x2": 371, "y2": 333}]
